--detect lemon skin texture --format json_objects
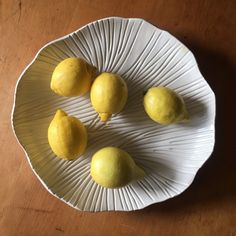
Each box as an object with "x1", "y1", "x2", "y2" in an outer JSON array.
[
  {"x1": 48, "y1": 109, "x2": 87, "y2": 160},
  {"x1": 143, "y1": 87, "x2": 189, "y2": 125},
  {"x1": 90, "y1": 147, "x2": 145, "y2": 188},
  {"x1": 51, "y1": 58, "x2": 96, "y2": 97},
  {"x1": 90, "y1": 73, "x2": 128, "y2": 122}
]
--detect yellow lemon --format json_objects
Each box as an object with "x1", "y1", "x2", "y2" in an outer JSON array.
[
  {"x1": 143, "y1": 87, "x2": 189, "y2": 125},
  {"x1": 90, "y1": 147, "x2": 145, "y2": 188},
  {"x1": 50, "y1": 58, "x2": 97, "y2": 97},
  {"x1": 90, "y1": 73, "x2": 128, "y2": 122},
  {"x1": 48, "y1": 109, "x2": 87, "y2": 160}
]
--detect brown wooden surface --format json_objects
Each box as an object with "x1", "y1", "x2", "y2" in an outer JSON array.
[{"x1": 0, "y1": 0, "x2": 236, "y2": 235}]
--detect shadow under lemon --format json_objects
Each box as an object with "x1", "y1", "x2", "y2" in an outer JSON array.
[{"x1": 132, "y1": 39, "x2": 236, "y2": 214}]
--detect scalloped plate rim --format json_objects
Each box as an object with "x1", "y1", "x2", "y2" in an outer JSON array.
[{"x1": 11, "y1": 17, "x2": 216, "y2": 212}]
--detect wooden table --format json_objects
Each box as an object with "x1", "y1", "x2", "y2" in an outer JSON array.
[{"x1": 1, "y1": 1, "x2": 235, "y2": 235}]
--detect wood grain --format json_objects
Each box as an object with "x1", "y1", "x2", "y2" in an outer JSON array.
[{"x1": 0, "y1": 0, "x2": 235, "y2": 235}]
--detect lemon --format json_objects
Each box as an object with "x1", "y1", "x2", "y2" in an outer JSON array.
[
  {"x1": 143, "y1": 86, "x2": 189, "y2": 125},
  {"x1": 50, "y1": 58, "x2": 97, "y2": 97},
  {"x1": 90, "y1": 147, "x2": 145, "y2": 188},
  {"x1": 48, "y1": 109, "x2": 87, "y2": 160},
  {"x1": 90, "y1": 73, "x2": 128, "y2": 122}
]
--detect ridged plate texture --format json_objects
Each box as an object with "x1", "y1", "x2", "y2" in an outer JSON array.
[{"x1": 12, "y1": 17, "x2": 215, "y2": 211}]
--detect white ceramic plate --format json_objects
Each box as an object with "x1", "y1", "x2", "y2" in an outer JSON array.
[{"x1": 12, "y1": 17, "x2": 215, "y2": 211}]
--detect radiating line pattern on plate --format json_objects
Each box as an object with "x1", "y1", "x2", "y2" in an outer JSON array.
[{"x1": 12, "y1": 17, "x2": 215, "y2": 211}]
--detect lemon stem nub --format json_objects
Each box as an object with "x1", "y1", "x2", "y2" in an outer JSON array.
[
  {"x1": 54, "y1": 109, "x2": 67, "y2": 120},
  {"x1": 99, "y1": 113, "x2": 111, "y2": 122},
  {"x1": 134, "y1": 165, "x2": 146, "y2": 180}
]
